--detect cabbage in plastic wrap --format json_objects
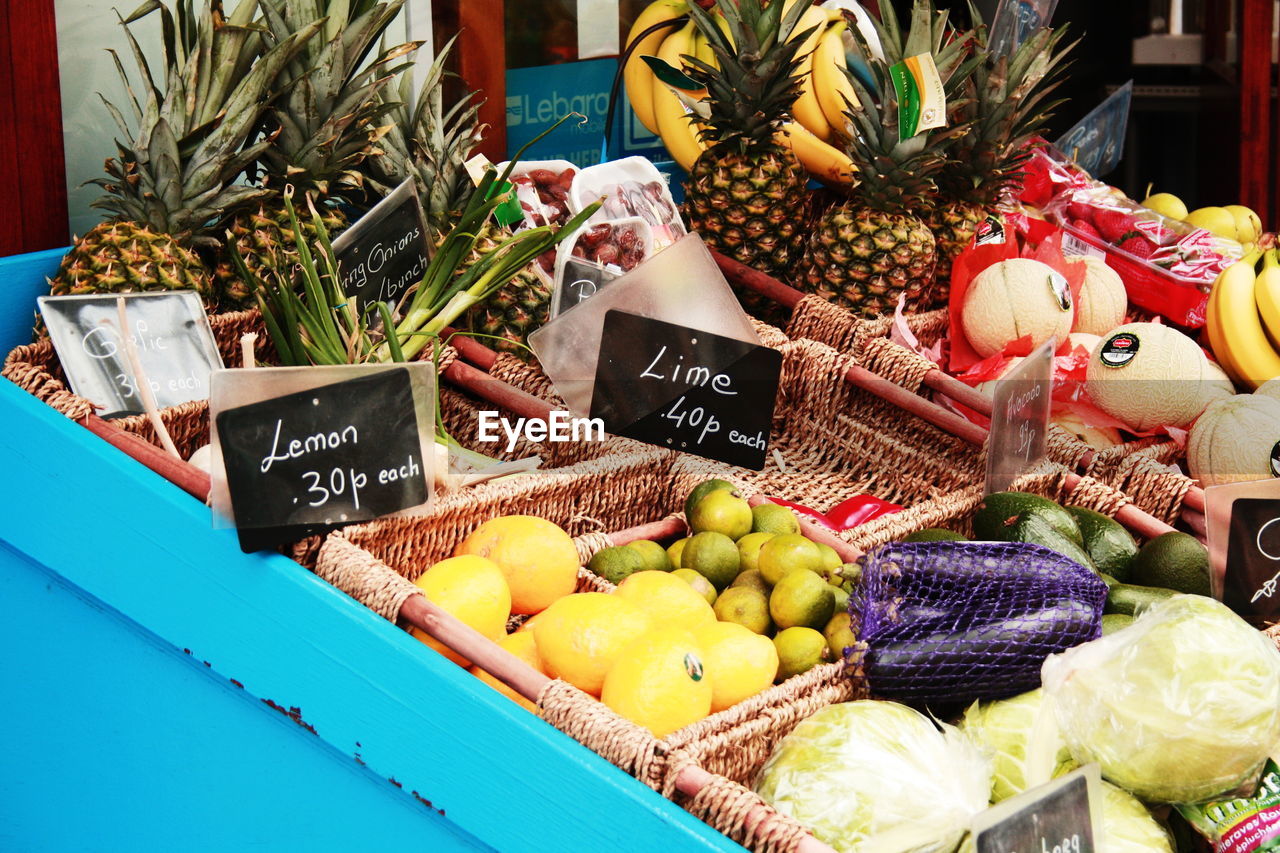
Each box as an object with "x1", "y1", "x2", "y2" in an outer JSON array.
[
  {"x1": 754, "y1": 701, "x2": 991, "y2": 853},
  {"x1": 960, "y1": 688, "x2": 1078, "y2": 803},
  {"x1": 1098, "y1": 780, "x2": 1174, "y2": 852},
  {"x1": 1042, "y1": 595, "x2": 1280, "y2": 804}
]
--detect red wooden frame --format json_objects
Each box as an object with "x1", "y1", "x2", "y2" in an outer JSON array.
[{"x1": 1238, "y1": 0, "x2": 1274, "y2": 226}]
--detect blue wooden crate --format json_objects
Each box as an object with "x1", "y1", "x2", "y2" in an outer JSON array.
[{"x1": 0, "y1": 248, "x2": 740, "y2": 852}]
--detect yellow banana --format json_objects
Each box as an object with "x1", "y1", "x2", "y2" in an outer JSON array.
[
  {"x1": 652, "y1": 21, "x2": 707, "y2": 171},
  {"x1": 1208, "y1": 251, "x2": 1280, "y2": 388},
  {"x1": 788, "y1": 6, "x2": 833, "y2": 142},
  {"x1": 776, "y1": 121, "x2": 855, "y2": 187},
  {"x1": 690, "y1": 27, "x2": 713, "y2": 68},
  {"x1": 812, "y1": 20, "x2": 858, "y2": 138},
  {"x1": 623, "y1": 0, "x2": 689, "y2": 136},
  {"x1": 1205, "y1": 266, "x2": 1246, "y2": 385},
  {"x1": 1254, "y1": 249, "x2": 1280, "y2": 351}
]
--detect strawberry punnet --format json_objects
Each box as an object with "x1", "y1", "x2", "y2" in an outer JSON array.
[
  {"x1": 1094, "y1": 208, "x2": 1138, "y2": 243},
  {"x1": 1116, "y1": 232, "x2": 1156, "y2": 260}
]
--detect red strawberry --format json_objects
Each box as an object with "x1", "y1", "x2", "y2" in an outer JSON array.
[
  {"x1": 1020, "y1": 169, "x2": 1054, "y2": 206},
  {"x1": 1071, "y1": 219, "x2": 1102, "y2": 241},
  {"x1": 1066, "y1": 201, "x2": 1095, "y2": 224},
  {"x1": 1116, "y1": 232, "x2": 1156, "y2": 260},
  {"x1": 1094, "y1": 208, "x2": 1139, "y2": 243}
]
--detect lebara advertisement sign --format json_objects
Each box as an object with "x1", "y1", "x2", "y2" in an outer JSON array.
[{"x1": 505, "y1": 58, "x2": 667, "y2": 167}]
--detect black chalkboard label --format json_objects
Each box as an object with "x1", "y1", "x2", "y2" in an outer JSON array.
[
  {"x1": 38, "y1": 291, "x2": 223, "y2": 419},
  {"x1": 975, "y1": 772, "x2": 1096, "y2": 853},
  {"x1": 589, "y1": 310, "x2": 781, "y2": 470},
  {"x1": 1223, "y1": 498, "x2": 1280, "y2": 626},
  {"x1": 332, "y1": 178, "x2": 429, "y2": 306},
  {"x1": 214, "y1": 368, "x2": 429, "y2": 551}
]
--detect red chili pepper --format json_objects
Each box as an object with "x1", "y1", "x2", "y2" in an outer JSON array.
[
  {"x1": 823, "y1": 495, "x2": 904, "y2": 531},
  {"x1": 766, "y1": 497, "x2": 837, "y2": 530}
]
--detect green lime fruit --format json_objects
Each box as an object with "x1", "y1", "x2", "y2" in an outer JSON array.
[
  {"x1": 1066, "y1": 506, "x2": 1139, "y2": 581},
  {"x1": 688, "y1": 489, "x2": 753, "y2": 541},
  {"x1": 626, "y1": 539, "x2": 674, "y2": 572},
  {"x1": 672, "y1": 568, "x2": 718, "y2": 605},
  {"x1": 684, "y1": 478, "x2": 737, "y2": 522},
  {"x1": 758, "y1": 534, "x2": 824, "y2": 586},
  {"x1": 683, "y1": 531, "x2": 742, "y2": 590},
  {"x1": 737, "y1": 532, "x2": 776, "y2": 573},
  {"x1": 714, "y1": 586, "x2": 773, "y2": 635},
  {"x1": 814, "y1": 542, "x2": 842, "y2": 574},
  {"x1": 903, "y1": 528, "x2": 968, "y2": 543},
  {"x1": 667, "y1": 537, "x2": 690, "y2": 569},
  {"x1": 769, "y1": 569, "x2": 836, "y2": 631},
  {"x1": 751, "y1": 503, "x2": 801, "y2": 536},
  {"x1": 588, "y1": 546, "x2": 646, "y2": 585},
  {"x1": 830, "y1": 585, "x2": 850, "y2": 613},
  {"x1": 1127, "y1": 531, "x2": 1211, "y2": 596},
  {"x1": 823, "y1": 610, "x2": 857, "y2": 660},
  {"x1": 773, "y1": 627, "x2": 833, "y2": 681},
  {"x1": 730, "y1": 569, "x2": 771, "y2": 596}
]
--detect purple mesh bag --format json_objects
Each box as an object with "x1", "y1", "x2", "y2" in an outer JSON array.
[{"x1": 844, "y1": 540, "x2": 1108, "y2": 706}]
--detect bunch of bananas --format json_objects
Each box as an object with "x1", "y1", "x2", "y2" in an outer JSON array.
[
  {"x1": 1206, "y1": 245, "x2": 1280, "y2": 389},
  {"x1": 622, "y1": 0, "x2": 856, "y2": 184}
]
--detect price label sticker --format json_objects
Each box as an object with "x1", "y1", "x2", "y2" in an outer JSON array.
[
  {"x1": 1205, "y1": 479, "x2": 1280, "y2": 626},
  {"x1": 38, "y1": 291, "x2": 223, "y2": 418},
  {"x1": 985, "y1": 337, "x2": 1054, "y2": 494},
  {"x1": 973, "y1": 765, "x2": 1100, "y2": 853},
  {"x1": 332, "y1": 178, "x2": 430, "y2": 307},
  {"x1": 209, "y1": 364, "x2": 435, "y2": 552},
  {"x1": 589, "y1": 310, "x2": 781, "y2": 470}
]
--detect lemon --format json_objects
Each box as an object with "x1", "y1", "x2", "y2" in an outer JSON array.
[
  {"x1": 1185, "y1": 206, "x2": 1239, "y2": 240},
  {"x1": 671, "y1": 568, "x2": 718, "y2": 604},
  {"x1": 533, "y1": 592, "x2": 653, "y2": 695},
  {"x1": 683, "y1": 531, "x2": 742, "y2": 590},
  {"x1": 773, "y1": 626, "x2": 832, "y2": 681},
  {"x1": 471, "y1": 631, "x2": 544, "y2": 713},
  {"x1": 713, "y1": 586, "x2": 773, "y2": 635},
  {"x1": 627, "y1": 539, "x2": 673, "y2": 572},
  {"x1": 758, "y1": 534, "x2": 824, "y2": 586},
  {"x1": 1225, "y1": 204, "x2": 1263, "y2": 244},
  {"x1": 684, "y1": 478, "x2": 737, "y2": 521},
  {"x1": 730, "y1": 568, "x2": 771, "y2": 596},
  {"x1": 588, "y1": 545, "x2": 645, "y2": 585},
  {"x1": 736, "y1": 531, "x2": 776, "y2": 573},
  {"x1": 667, "y1": 537, "x2": 690, "y2": 568},
  {"x1": 769, "y1": 569, "x2": 836, "y2": 630},
  {"x1": 600, "y1": 627, "x2": 713, "y2": 737},
  {"x1": 688, "y1": 488, "x2": 753, "y2": 540},
  {"x1": 814, "y1": 542, "x2": 842, "y2": 574},
  {"x1": 456, "y1": 516, "x2": 579, "y2": 615},
  {"x1": 614, "y1": 570, "x2": 717, "y2": 632},
  {"x1": 693, "y1": 621, "x2": 780, "y2": 712},
  {"x1": 751, "y1": 503, "x2": 801, "y2": 536},
  {"x1": 823, "y1": 610, "x2": 857, "y2": 661},
  {"x1": 410, "y1": 555, "x2": 512, "y2": 667}
]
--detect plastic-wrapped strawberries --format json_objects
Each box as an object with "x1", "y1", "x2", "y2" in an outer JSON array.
[
  {"x1": 572, "y1": 221, "x2": 649, "y2": 273},
  {"x1": 510, "y1": 165, "x2": 576, "y2": 230}
]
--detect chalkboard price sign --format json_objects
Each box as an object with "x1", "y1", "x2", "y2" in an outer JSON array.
[
  {"x1": 973, "y1": 768, "x2": 1098, "y2": 853},
  {"x1": 332, "y1": 178, "x2": 429, "y2": 306},
  {"x1": 211, "y1": 365, "x2": 434, "y2": 551},
  {"x1": 985, "y1": 338, "x2": 1054, "y2": 495},
  {"x1": 589, "y1": 310, "x2": 781, "y2": 470}
]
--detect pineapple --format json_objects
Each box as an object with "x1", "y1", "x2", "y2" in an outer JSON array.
[
  {"x1": 682, "y1": 0, "x2": 815, "y2": 285},
  {"x1": 926, "y1": 3, "x2": 1073, "y2": 309},
  {"x1": 797, "y1": 1, "x2": 974, "y2": 317},
  {"x1": 213, "y1": 0, "x2": 413, "y2": 306},
  {"x1": 51, "y1": 0, "x2": 322, "y2": 306}
]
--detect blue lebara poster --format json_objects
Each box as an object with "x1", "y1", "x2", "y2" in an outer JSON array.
[{"x1": 505, "y1": 58, "x2": 668, "y2": 168}]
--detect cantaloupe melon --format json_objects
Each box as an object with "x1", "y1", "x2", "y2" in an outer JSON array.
[
  {"x1": 962, "y1": 258, "x2": 1075, "y2": 358},
  {"x1": 1200, "y1": 358, "x2": 1237, "y2": 409},
  {"x1": 1068, "y1": 332, "x2": 1102, "y2": 353},
  {"x1": 1085, "y1": 323, "x2": 1215, "y2": 431},
  {"x1": 1072, "y1": 257, "x2": 1127, "y2": 336},
  {"x1": 1188, "y1": 394, "x2": 1280, "y2": 486},
  {"x1": 1256, "y1": 377, "x2": 1280, "y2": 402},
  {"x1": 1052, "y1": 410, "x2": 1123, "y2": 450}
]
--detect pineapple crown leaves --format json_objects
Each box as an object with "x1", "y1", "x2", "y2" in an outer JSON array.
[
  {"x1": 366, "y1": 34, "x2": 487, "y2": 235},
  {"x1": 936, "y1": 1, "x2": 1076, "y2": 203},
  {"x1": 682, "y1": 0, "x2": 818, "y2": 154},
  {"x1": 254, "y1": 0, "x2": 418, "y2": 198},
  {"x1": 91, "y1": 0, "x2": 325, "y2": 244}
]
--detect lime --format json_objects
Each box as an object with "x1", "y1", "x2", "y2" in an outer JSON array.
[
  {"x1": 667, "y1": 537, "x2": 690, "y2": 569},
  {"x1": 737, "y1": 531, "x2": 776, "y2": 573},
  {"x1": 689, "y1": 488, "x2": 753, "y2": 540},
  {"x1": 713, "y1": 586, "x2": 773, "y2": 635},
  {"x1": 814, "y1": 542, "x2": 842, "y2": 574},
  {"x1": 769, "y1": 569, "x2": 836, "y2": 631},
  {"x1": 751, "y1": 503, "x2": 801, "y2": 536},
  {"x1": 588, "y1": 546, "x2": 646, "y2": 585},
  {"x1": 773, "y1": 626, "x2": 832, "y2": 681},
  {"x1": 730, "y1": 569, "x2": 771, "y2": 597},
  {"x1": 830, "y1": 586, "x2": 850, "y2": 613},
  {"x1": 823, "y1": 610, "x2": 857, "y2": 661},
  {"x1": 1065, "y1": 506, "x2": 1139, "y2": 581},
  {"x1": 671, "y1": 568, "x2": 718, "y2": 605},
  {"x1": 627, "y1": 539, "x2": 674, "y2": 572},
  {"x1": 903, "y1": 528, "x2": 968, "y2": 543},
  {"x1": 1127, "y1": 531, "x2": 1210, "y2": 596},
  {"x1": 758, "y1": 534, "x2": 824, "y2": 586},
  {"x1": 684, "y1": 478, "x2": 737, "y2": 522},
  {"x1": 683, "y1": 531, "x2": 742, "y2": 590}
]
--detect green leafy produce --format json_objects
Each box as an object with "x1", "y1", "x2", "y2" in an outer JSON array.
[
  {"x1": 755, "y1": 701, "x2": 990, "y2": 853},
  {"x1": 1042, "y1": 595, "x2": 1280, "y2": 803},
  {"x1": 1098, "y1": 780, "x2": 1174, "y2": 852},
  {"x1": 959, "y1": 688, "x2": 1076, "y2": 803}
]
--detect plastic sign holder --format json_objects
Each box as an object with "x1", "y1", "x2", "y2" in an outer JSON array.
[
  {"x1": 985, "y1": 338, "x2": 1054, "y2": 494},
  {"x1": 1206, "y1": 478, "x2": 1280, "y2": 626}
]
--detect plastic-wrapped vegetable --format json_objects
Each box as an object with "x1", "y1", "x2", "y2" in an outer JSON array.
[
  {"x1": 847, "y1": 541, "x2": 1106, "y2": 706},
  {"x1": 1042, "y1": 595, "x2": 1280, "y2": 804},
  {"x1": 959, "y1": 688, "x2": 1077, "y2": 803},
  {"x1": 1098, "y1": 781, "x2": 1174, "y2": 852},
  {"x1": 754, "y1": 701, "x2": 991, "y2": 853}
]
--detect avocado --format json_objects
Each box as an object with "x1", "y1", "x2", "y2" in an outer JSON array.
[
  {"x1": 1101, "y1": 612, "x2": 1135, "y2": 634},
  {"x1": 902, "y1": 528, "x2": 969, "y2": 543},
  {"x1": 1003, "y1": 512, "x2": 1096, "y2": 571},
  {"x1": 973, "y1": 492, "x2": 1083, "y2": 544},
  {"x1": 1066, "y1": 506, "x2": 1140, "y2": 582},
  {"x1": 1127, "y1": 532, "x2": 1211, "y2": 596},
  {"x1": 1104, "y1": 582, "x2": 1180, "y2": 616}
]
